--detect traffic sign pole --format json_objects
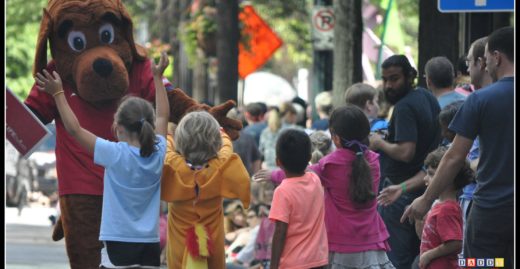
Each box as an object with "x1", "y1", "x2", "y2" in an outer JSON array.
[{"x1": 311, "y1": 0, "x2": 333, "y2": 122}]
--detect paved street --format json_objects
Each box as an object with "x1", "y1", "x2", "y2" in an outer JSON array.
[
  {"x1": 6, "y1": 205, "x2": 168, "y2": 268},
  {"x1": 5, "y1": 206, "x2": 69, "y2": 269}
]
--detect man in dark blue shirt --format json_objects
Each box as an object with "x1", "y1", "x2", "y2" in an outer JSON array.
[
  {"x1": 403, "y1": 26, "x2": 514, "y2": 268},
  {"x1": 369, "y1": 55, "x2": 441, "y2": 269}
]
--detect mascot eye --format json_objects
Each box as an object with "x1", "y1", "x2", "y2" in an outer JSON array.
[
  {"x1": 67, "y1": 31, "x2": 87, "y2": 52},
  {"x1": 99, "y1": 23, "x2": 115, "y2": 44}
]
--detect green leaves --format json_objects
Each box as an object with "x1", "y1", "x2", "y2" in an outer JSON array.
[
  {"x1": 252, "y1": 0, "x2": 313, "y2": 78},
  {"x1": 6, "y1": 0, "x2": 47, "y2": 99}
]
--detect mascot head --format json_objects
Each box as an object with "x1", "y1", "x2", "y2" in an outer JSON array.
[{"x1": 33, "y1": 0, "x2": 146, "y2": 103}]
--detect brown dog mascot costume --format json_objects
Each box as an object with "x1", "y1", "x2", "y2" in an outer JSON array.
[{"x1": 25, "y1": 1, "x2": 242, "y2": 268}]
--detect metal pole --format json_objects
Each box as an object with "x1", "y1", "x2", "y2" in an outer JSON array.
[{"x1": 311, "y1": 0, "x2": 333, "y2": 123}]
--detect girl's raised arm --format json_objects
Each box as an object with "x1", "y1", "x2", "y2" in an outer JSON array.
[
  {"x1": 35, "y1": 70, "x2": 96, "y2": 154},
  {"x1": 152, "y1": 52, "x2": 170, "y2": 138}
]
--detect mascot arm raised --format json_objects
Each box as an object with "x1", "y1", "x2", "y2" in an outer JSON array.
[{"x1": 167, "y1": 89, "x2": 242, "y2": 140}]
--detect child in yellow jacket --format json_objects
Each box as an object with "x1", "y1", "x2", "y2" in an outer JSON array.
[{"x1": 161, "y1": 111, "x2": 250, "y2": 269}]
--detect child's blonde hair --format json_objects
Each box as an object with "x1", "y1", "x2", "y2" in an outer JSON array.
[
  {"x1": 174, "y1": 111, "x2": 221, "y2": 166},
  {"x1": 315, "y1": 91, "x2": 333, "y2": 116}
]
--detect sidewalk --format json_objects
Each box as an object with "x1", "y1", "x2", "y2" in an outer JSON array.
[{"x1": 5, "y1": 205, "x2": 58, "y2": 226}]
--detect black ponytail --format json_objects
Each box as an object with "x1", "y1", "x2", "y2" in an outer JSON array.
[
  {"x1": 139, "y1": 120, "x2": 156, "y2": 157},
  {"x1": 330, "y1": 105, "x2": 376, "y2": 205},
  {"x1": 350, "y1": 149, "x2": 376, "y2": 204},
  {"x1": 114, "y1": 96, "x2": 157, "y2": 157}
]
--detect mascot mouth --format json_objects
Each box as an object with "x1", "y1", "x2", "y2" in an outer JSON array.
[
  {"x1": 73, "y1": 47, "x2": 129, "y2": 103},
  {"x1": 76, "y1": 73, "x2": 129, "y2": 103}
]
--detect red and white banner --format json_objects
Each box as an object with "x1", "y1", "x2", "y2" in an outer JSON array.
[{"x1": 6, "y1": 88, "x2": 52, "y2": 158}]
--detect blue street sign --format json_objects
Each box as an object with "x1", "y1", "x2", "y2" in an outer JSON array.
[{"x1": 438, "y1": 0, "x2": 514, "y2": 13}]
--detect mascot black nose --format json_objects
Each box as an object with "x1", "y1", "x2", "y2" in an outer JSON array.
[{"x1": 93, "y1": 58, "x2": 113, "y2": 77}]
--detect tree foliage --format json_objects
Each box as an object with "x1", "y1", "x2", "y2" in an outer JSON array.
[
  {"x1": 6, "y1": 0, "x2": 315, "y2": 98},
  {"x1": 124, "y1": 0, "x2": 156, "y2": 31},
  {"x1": 370, "y1": 0, "x2": 419, "y2": 63},
  {"x1": 6, "y1": 0, "x2": 160, "y2": 99},
  {"x1": 251, "y1": 0, "x2": 313, "y2": 82},
  {"x1": 6, "y1": 0, "x2": 47, "y2": 99}
]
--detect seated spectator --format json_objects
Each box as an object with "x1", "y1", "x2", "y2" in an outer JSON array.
[
  {"x1": 226, "y1": 204, "x2": 264, "y2": 266},
  {"x1": 224, "y1": 201, "x2": 248, "y2": 245},
  {"x1": 227, "y1": 183, "x2": 274, "y2": 269}
]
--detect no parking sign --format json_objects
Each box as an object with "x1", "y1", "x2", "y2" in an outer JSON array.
[{"x1": 312, "y1": 6, "x2": 335, "y2": 50}]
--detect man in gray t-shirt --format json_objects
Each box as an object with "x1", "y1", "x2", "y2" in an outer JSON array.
[{"x1": 424, "y1": 56, "x2": 466, "y2": 109}]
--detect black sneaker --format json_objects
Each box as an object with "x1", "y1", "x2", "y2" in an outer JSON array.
[{"x1": 49, "y1": 215, "x2": 56, "y2": 225}]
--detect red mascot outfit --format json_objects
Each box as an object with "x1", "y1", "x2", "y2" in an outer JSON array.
[{"x1": 25, "y1": 1, "x2": 241, "y2": 268}]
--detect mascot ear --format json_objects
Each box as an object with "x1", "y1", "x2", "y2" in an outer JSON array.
[
  {"x1": 33, "y1": 8, "x2": 52, "y2": 76},
  {"x1": 167, "y1": 89, "x2": 203, "y2": 124},
  {"x1": 117, "y1": 0, "x2": 147, "y2": 61}
]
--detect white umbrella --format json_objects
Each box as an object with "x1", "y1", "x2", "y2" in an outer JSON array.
[{"x1": 243, "y1": 72, "x2": 296, "y2": 107}]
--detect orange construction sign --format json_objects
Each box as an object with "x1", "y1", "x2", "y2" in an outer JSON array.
[{"x1": 239, "y1": 5, "x2": 283, "y2": 79}]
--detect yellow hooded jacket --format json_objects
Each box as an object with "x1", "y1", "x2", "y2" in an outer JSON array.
[{"x1": 161, "y1": 132, "x2": 250, "y2": 269}]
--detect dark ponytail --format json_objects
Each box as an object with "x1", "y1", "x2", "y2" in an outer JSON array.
[
  {"x1": 329, "y1": 105, "x2": 375, "y2": 205},
  {"x1": 139, "y1": 120, "x2": 156, "y2": 157},
  {"x1": 350, "y1": 144, "x2": 376, "y2": 204},
  {"x1": 115, "y1": 96, "x2": 157, "y2": 157}
]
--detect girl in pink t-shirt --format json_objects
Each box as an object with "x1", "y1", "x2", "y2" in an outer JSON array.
[{"x1": 255, "y1": 105, "x2": 395, "y2": 269}]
